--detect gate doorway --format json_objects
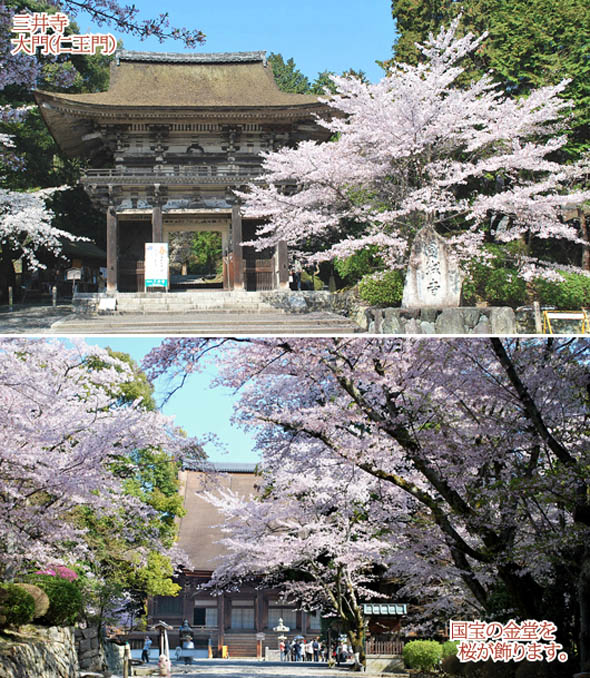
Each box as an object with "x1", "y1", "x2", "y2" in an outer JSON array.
[{"x1": 168, "y1": 231, "x2": 223, "y2": 291}]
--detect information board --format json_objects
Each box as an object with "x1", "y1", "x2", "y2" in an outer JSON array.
[{"x1": 145, "y1": 243, "x2": 169, "y2": 289}]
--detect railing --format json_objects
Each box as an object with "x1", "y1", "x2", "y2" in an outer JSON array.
[
  {"x1": 82, "y1": 164, "x2": 263, "y2": 180},
  {"x1": 366, "y1": 638, "x2": 404, "y2": 656}
]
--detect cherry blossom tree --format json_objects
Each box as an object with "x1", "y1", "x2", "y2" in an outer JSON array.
[
  {"x1": 0, "y1": 187, "x2": 81, "y2": 269},
  {"x1": 0, "y1": 0, "x2": 205, "y2": 271},
  {"x1": 240, "y1": 19, "x2": 590, "y2": 281},
  {"x1": 205, "y1": 456, "x2": 394, "y2": 668},
  {"x1": 145, "y1": 337, "x2": 590, "y2": 673},
  {"x1": 0, "y1": 338, "x2": 198, "y2": 583}
]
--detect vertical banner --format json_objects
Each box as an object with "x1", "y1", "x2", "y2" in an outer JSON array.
[{"x1": 145, "y1": 243, "x2": 169, "y2": 290}]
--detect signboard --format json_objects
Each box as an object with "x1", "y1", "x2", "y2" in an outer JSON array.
[
  {"x1": 66, "y1": 267, "x2": 82, "y2": 281},
  {"x1": 256, "y1": 633, "x2": 265, "y2": 640},
  {"x1": 145, "y1": 243, "x2": 169, "y2": 289}
]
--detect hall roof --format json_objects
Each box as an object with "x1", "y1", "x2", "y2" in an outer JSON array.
[
  {"x1": 34, "y1": 50, "x2": 326, "y2": 157},
  {"x1": 177, "y1": 467, "x2": 258, "y2": 572}
]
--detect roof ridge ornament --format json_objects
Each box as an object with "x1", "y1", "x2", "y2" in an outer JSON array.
[{"x1": 116, "y1": 49, "x2": 268, "y2": 64}]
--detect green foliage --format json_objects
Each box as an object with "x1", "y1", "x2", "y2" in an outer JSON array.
[
  {"x1": 268, "y1": 53, "x2": 311, "y2": 93},
  {"x1": 71, "y1": 350, "x2": 186, "y2": 626},
  {"x1": 0, "y1": 583, "x2": 35, "y2": 628},
  {"x1": 358, "y1": 270, "x2": 405, "y2": 306},
  {"x1": 403, "y1": 639, "x2": 443, "y2": 671},
  {"x1": 462, "y1": 255, "x2": 528, "y2": 308},
  {"x1": 14, "y1": 583, "x2": 49, "y2": 619},
  {"x1": 310, "y1": 71, "x2": 338, "y2": 95},
  {"x1": 26, "y1": 575, "x2": 82, "y2": 626},
  {"x1": 188, "y1": 232, "x2": 222, "y2": 276},
  {"x1": 463, "y1": 245, "x2": 590, "y2": 308},
  {"x1": 532, "y1": 271, "x2": 590, "y2": 310},
  {"x1": 107, "y1": 350, "x2": 157, "y2": 411},
  {"x1": 335, "y1": 246, "x2": 384, "y2": 287},
  {"x1": 389, "y1": 0, "x2": 590, "y2": 156},
  {"x1": 268, "y1": 53, "x2": 362, "y2": 97},
  {"x1": 442, "y1": 640, "x2": 459, "y2": 658},
  {"x1": 300, "y1": 269, "x2": 323, "y2": 290}
]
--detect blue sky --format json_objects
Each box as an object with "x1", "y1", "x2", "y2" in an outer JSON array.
[
  {"x1": 75, "y1": 0, "x2": 395, "y2": 83},
  {"x1": 86, "y1": 337, "x2": 260, "y2": 464}
]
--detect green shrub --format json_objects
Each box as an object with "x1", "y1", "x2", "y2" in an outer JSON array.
[
  {"x1": 26, "y1": 574, "x2": 82, "y2": 626},
  {"x1": 301, "y1": 269, "x2": 323, "y2": 290},
  {"x1": 335, "y1": 246, "x2": 384, "y2": 286},
  {"x1": 462, "y1": 260, "x2": 527, "y2": 308},
  {"x1": 358, "y1": 270, "x2": 405, "y2": 307},
  {"x1": 0, "y1": 583, "x2": 35, "y2": 628},
  {"x1": 403, "y1": 639, "x2": 443, "y2": 672},
  {"x1": 442, "y1": 640, "x2": 459, "y2": 658},
  {"x1": 532, "y1": 271, "x2": 590, "y2": 309},
  {"x1": 14, "y1": 583, "x2": 49, "y2": 619}
]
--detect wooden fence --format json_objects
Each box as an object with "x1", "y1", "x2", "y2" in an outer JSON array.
[{"x1": 366, "y1": 638, "x2": 404, "y2": 655}]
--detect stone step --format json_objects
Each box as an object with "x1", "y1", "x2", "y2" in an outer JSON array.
[
  {"x1": 116, "y1": 304, "x2": 281, "y2": 313},
  {"x1": 50, "y1": 312, "x2": 362, "y2": 335}
]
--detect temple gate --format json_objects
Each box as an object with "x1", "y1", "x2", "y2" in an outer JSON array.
[{"x1": 35, "y1": 50, "x2": 329, "y2": 293}]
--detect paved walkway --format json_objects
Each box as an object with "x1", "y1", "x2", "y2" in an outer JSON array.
[
  {"x1": 0, "y1": 304, "x2": 73, "y2": 334},
  {"x1": 0, "y1": 305, "x2": 362, "y2": 335},
  {"x1": 163, "y1": 659, "x2": 357, "y2": 678}
]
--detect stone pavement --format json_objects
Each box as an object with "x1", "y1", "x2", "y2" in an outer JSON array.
[
  {"x1": 0, "y1": 305, "x2": 362, "y2": 335},
  {"x1": 159, "y1": 659, "x2": 369, "y2": 678},
  {"x1": 0, "y1": 304, "x2": 74, "y2": 334}
]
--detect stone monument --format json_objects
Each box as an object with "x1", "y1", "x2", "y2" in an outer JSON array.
[{"x1": 401, "y1": 225, "x2": 464, "y2": 308}]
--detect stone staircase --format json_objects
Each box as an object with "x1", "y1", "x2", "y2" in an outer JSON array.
[
  {"x1": 223, "y1": 633, "x2": 259, "y2": 658},
  {"x1": 114, "y1": 291, "x2": 283, "y2": 315},
  {"x1": 50, "y1": 311, "x2": 361, "y2": 335}
]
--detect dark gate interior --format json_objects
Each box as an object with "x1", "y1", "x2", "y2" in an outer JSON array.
[
  {"x1": 242, "y1": 219, "x2": 275, "y2": 291},
  {"x1": 118, "y1": 220, "x2": 150, "y2": 292}
]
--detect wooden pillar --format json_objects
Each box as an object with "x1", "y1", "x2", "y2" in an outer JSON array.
[
  {"x1": 218, "y1": 593, "x2": 225, "y2": 655},
  {"x1": 232, "y1": 205, "x2": 244, "y2": 290},
  {"x1": 106, "y1": 206, "x2": 118, "y2": 294},
  {"x1": 152, "y1": 204, "x2": 163, "y2": 243},
  {"x1": 277, "y1": 241, "x2": 289, "y2": 289},
  {"x1": 256, "y1": 591, "x2": 264, "y2": 632}
]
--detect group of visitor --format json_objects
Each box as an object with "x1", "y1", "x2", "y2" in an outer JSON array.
[{"x1": 279, "y1": 637, "x2": 324, "y2": 662}]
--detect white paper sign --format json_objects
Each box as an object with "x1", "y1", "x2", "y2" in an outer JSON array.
[{"x1": 145, "y1": 243, "x2": 169, "y2": 288}]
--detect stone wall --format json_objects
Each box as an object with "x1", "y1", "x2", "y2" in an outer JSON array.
[
  {"x1": 75, "y1": 626, "x2": 106, "y2": 674},
  {"x1": 361, "y1": 306, "x2": 516, "y2": 335},
  {"x1": 0, "y1": 626, "x2": 78, "y2": 678}
]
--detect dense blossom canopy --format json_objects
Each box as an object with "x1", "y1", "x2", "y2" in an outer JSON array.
[
  {"x1": 0, "y1": 339, "x2": 197, "y2": 578},
  {"x1": 145, "y1": 337, "x2": 590, "y2": 667},
  {"x1": 240, "y1": 20, "x2": 590, "y2": 280}
]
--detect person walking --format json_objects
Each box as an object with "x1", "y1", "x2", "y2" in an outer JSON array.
[{"x1": 141, "y1": 635, "x2": 152, "y2": 663}]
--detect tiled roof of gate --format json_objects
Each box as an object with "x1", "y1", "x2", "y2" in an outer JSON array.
[{"x1": 36, "y1": 50, "x2": 320, "y2": 109}]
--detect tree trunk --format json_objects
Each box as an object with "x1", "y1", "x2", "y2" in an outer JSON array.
[
  {"x1": 0, "y1": 249, "x2": 16, "y2": 303},
  {"x1": 347, "y1": 627, "x2": 366, "y2": 672}
]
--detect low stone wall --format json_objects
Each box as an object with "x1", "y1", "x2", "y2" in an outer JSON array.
[
  {"x1": 366, "y1": 654, "x2": 406, "y2": 675},
  {"x1": 361, "y1": 306, "x2": 516, "y2": 335},
  {"x1": 75, "y1": 626, "x2": 106, "y2": 674},
  {"x1": 0, "y1": 626, "x2": 78, "y2": 678}
]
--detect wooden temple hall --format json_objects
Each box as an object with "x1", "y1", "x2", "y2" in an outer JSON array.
[
  {"x1": 35, "y1": 50, "x2": 329, "y2": 293},
  {"x1": 140, "y1": 464, "x2": 407, "y2": 659},
  {"x1": 148, "y1": 464, "x2": 326, "y2": 658}
]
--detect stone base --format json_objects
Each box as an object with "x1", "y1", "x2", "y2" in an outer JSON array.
[{"x1": 365, "y1": 306, "x2": 516, "y2": 335}]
